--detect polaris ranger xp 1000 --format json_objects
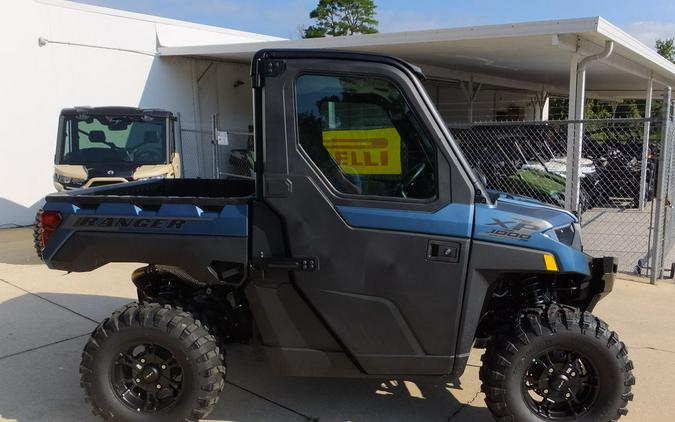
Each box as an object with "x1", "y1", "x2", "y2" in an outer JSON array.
[{"x1": 36, "y1": 50, "x2": 633, "y2": 422}]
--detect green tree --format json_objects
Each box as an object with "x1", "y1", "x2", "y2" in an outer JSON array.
[
  {"x1": 656, "y1": 38, "x2": 675, "y2": 63},
  {"x1": 302, "y1": 0, "x2": 378, "y2": 38}
]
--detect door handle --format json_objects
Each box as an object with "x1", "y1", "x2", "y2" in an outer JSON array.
[{"x1": 427, "y1": 241, "x2": 460, "y2": 263}]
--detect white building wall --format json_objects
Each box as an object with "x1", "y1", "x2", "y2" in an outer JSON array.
[{"x1": 0, "y1": 0, "x2": 278, "y2": 226}]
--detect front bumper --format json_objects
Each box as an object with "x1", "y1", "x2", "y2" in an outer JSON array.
[{"x1": 585, "y1": 256, "x2": 618, "y2": 311}]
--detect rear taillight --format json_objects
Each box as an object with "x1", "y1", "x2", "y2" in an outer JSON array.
[{"x1": 38, "y1": 209, "x2": 62, "y2": 248}]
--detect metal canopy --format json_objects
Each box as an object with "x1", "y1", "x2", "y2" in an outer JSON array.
[{"x1": 158, "y1": 17, "x2": 675, "y2": 98}]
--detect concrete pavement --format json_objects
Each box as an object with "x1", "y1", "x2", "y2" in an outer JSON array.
[{"x1": 0, "y1": 227, "x2": 672, "y2": 421}]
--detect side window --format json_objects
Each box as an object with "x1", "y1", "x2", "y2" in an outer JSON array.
[{"x1": 296, "y1": 74, "x2": 437, "y2": 200}]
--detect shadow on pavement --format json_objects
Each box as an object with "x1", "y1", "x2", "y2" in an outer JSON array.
[
  {"x1": 0, "y1": 227, "x2": 42, "y2": 266},
  {"x1": 0, "y1": 290, "x2": 492, "y2": 422},
  {"x1": 0, "y1": 292, "x2": 131, "y2": 422},
  {"x1": 208, "y1": 344, "x2": 493, "y2": 422}
]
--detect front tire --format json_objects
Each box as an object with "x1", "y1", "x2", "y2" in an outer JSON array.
[
  {"x1": 80, "y1": 302, "x2": 226, "y2": 422},
  {"x1": 480, "y1": 305, "x2": 634, "y2": 421}
]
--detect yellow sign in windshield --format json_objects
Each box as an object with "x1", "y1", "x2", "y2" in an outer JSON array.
[{"x1": 322, "y1": 128, "x2": 402, "y2": 175}]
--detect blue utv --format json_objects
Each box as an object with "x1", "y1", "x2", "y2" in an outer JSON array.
[{"x1": 36, "y1": 50, "x2": 633, "y2": 422}]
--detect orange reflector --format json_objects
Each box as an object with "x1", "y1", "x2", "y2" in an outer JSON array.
[{"x1": 544, "y1": 254, "x2": 559, "y2": 272}]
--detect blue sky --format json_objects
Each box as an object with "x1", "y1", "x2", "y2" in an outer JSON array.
[{"x1": 79, "y1": 0, "x2": 675, "y2": 48}]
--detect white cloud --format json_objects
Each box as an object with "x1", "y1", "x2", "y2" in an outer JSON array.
[{"x1": 625, "y1": 21, "x2": 675, "y2": 50}]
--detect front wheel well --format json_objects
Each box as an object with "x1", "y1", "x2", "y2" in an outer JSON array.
[{"x1": 474, "y1": 272, "x2": 600, "y2": 342}]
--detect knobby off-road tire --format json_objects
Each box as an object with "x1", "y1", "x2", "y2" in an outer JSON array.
[
  {"x1": 80, "y1": 302, "x2": 226, "y2": 422},
  {"x1": 480, "y1": 305, "x2": 634, "y2": 422},
  {"x1": 32, "y1": 212, "x2": 43, "y2": 261}
]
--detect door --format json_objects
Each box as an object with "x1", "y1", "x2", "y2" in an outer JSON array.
[{"x1": 257, "y1": 52, "x2": 476, "y2": 375}]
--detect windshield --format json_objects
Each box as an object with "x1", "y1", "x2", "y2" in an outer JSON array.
[{"x1": 59, "y1": 115, "x2": 168, "y2": 165}]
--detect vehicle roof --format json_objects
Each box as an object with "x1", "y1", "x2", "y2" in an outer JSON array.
[
  {"x1": 60, "y1": 106, "x2": 174, "y2": 118},
  {"x1": 252, "y1": 49, "x2": 426, "y2": 80}
]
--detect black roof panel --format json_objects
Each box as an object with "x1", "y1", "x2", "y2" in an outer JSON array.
[{"x1": 60, "y1": 106, "x2": 173, "y2": 118}]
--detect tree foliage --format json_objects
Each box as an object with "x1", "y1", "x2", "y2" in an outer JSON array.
[
  {"x1": 302, "y1": 0, "x2": 378, "y2": 38},
  {"x1": 656, "y1": 38, "x2": 675, "y2": 63}
]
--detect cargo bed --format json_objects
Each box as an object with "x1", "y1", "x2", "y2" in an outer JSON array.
[{"x1": 41, "y1": 179, "x2": 253, "y2": 284}]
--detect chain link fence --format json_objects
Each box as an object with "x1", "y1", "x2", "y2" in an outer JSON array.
[
  {"x1": 213, "y1": 128, "x2": 254, "y2": 180},
  {"x1": 651, "y1": 98, "x2": 675, "y2": 281},
  {"x1": 450, "y1": 117, "x2": 668, "y2": 274},
  {"x1": 662, "y1": 123, "x2": 675, "y2": 261},
  {"x1": 176, "y1": 128, "x2": 204, "y2": 178},
  {"x1": 179, "y1": 114, "x2": 254, "y2": 180},
  {"x1": 661, "y1": 120, "x2": 675, "y2": 278}
]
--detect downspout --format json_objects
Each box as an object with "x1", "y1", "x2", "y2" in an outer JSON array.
[
  {"x1": 639, "y1": 76, "x2": 654, "y2": 210},
  {"x1": 578, "y1": 40, "x2": 614, "y2": 73},
  {"x1": 567, "y1": 40, "x2": 614, "y2": 213}
]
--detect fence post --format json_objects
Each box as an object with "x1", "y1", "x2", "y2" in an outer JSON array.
[
  {"x1": 211, "y1": 113, "x2": 218, "y2": 179},
  {"x1": 639, "y1": 77, "x2": 653, "y2": 210},
  {"x1": 175, "y1": 112, "x2": 185, "y2": 177},
  {"x1": 650, "y1": 87, "x2": 672, "y2": 284}
]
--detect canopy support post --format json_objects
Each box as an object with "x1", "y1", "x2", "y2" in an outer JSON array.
[
  {"x1": 565, "y1": 40, "x2": 614, "y2": 213},
  {"x1": 461, "y1": 77, "x2": 482, "y2": 123},
  {"x1": 639, "y1": 76, "x2": 654, "y2": 210}
]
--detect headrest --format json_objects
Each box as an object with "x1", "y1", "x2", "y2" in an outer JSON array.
[{"x1": 89, "y1": 130, "x2": 106, "y2": 142}]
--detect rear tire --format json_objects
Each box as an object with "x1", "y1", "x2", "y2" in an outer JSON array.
[
  {"x1": 33, "y1": 212, "x2": 43, "y2": 261},
  {"x1": 480, "y1": 305, "x2": 634, "y2": 421},
  {"x1": 80, "y1": 302, "x2": 226, "y2": 422}
]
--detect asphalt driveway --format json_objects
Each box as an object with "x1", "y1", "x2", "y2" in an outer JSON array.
[{"x1": 0, "y1": 227, "x2": 673, "y2": 421}]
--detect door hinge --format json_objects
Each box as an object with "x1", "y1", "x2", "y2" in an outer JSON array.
[{"x1": 253, "y1": 59, "x2": 286, "y2": 88}]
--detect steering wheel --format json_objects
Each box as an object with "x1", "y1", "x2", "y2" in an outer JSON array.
[
  {"x1": 134, "y1": 150, "x2": 158, "y2": 162},
  {"x1": 399, "y1": 162, "x2": 426, "y2": 198}
]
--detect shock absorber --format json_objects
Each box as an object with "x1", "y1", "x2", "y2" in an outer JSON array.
[{"x1": 521, "y1": 277, "x2": 552, "y2": 306}]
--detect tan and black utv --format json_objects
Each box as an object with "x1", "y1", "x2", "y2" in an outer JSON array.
[{"x1": 53, "y1": 107, "x2": 180, "y2": 191}]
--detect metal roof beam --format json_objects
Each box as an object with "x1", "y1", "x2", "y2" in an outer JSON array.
[{"x1": 419, "y1": 63, "x2": 567, "y2": 95}]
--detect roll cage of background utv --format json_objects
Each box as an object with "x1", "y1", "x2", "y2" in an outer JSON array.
[{"x1": 36, "y1": 49, "x2": 633, "y2": 422}]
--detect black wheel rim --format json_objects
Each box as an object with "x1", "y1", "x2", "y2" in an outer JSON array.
[
  {"x1": 522, "y1": 349, "x2": 600, "y2": 420},
  {"x1": 111, "y1": 343, "x2": 184, "y2": 412}
]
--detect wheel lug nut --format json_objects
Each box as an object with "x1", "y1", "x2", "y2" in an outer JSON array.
[
  {"x1": 548, "y1": 368, "x2": 554, "y2": 374},
  {"x1": 156, "y1": 384, "x2": 162, "y2": 389},
  {"x1": 135, "y1": 378, "x2": 141, "y2": 383},
  {"x1": 543, "y1": 389, "x2": 549, "y2": 394},
  {"x1": 140, "y1": 359, "x2": 146, "y2": 364},
  {"x1": 571, "y1": 372, "x2": 576, "y2": 377},
  {"x1": 565, "y1": 392, "x2": 572, "y2": 398},
  {"x1": 161, "y1": 365, "x2": 167, "y2": 370}
]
